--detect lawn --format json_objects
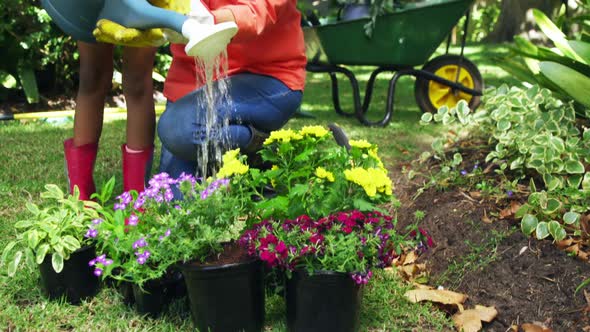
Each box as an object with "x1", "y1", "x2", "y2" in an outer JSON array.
[{"x1": 0, "y1": 44, "x2": 513, "y2": 331}]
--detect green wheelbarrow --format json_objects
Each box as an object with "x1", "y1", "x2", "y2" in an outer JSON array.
[{"x1": 304, "y1": 0, "x2": 483, "y2": 126}]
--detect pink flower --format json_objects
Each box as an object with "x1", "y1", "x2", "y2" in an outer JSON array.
[{"x1": 310, "y1": 233, "x2": 324, "y2": 245}]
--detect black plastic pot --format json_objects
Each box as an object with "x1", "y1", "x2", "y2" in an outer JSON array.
[
  {"x1": 131, "y1": 271, "x2": 185, "y2": 317},
  {"x1": 286, "y1": 270, "x2": 363, "y2": 332},
  {"x1": 181, "y1": 258, "x2": 265, "y2": 332},
  {"x1": 38, "y1": 245, "x2": 101, "y2": 305}
]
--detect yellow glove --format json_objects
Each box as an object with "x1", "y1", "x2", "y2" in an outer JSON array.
[{"x1": 92, "y1": 0, "x2": 191, "y2": 47}]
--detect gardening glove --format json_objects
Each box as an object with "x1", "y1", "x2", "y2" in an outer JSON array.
[
  {"x1": 158, "y1": 0, "x2": 218, "y2": 44},
  {"x1": 92, "y1": 0, "x2": 191, "y2": 47},
  {"x1": 93, "y1": 19, "x2": 167, "y2": 47}
]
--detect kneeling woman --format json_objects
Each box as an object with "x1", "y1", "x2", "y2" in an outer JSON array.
[{"x1": 157, "y1": 0, "x2": 306, "y2": 178}]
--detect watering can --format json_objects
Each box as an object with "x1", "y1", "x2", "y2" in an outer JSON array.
[{"x1": 41, "y1": 0, "x2": 238, "y2": 59}]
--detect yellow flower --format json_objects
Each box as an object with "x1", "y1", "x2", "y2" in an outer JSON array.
[
  {"x1": 344, "y1": 167, "x2": 393, "y2": 197},
  {"x1": 368, "y1": 148, "x2": 385, "y2": 169},
  {"x1": 315, "y1": 167, "x2": 335, "y2": 182},
  {"x1": 349, "y1": 139, "x2": 373, "y2": 149},
  {"x1": 263, "y1": 129, "x2": 303, "y2": 145},
  {"x1": 299, "y1": 125, "x2": 329, "y2": 138},
  {"x1": 217, "y1": 149, "x2": 249, "y2": 178}
]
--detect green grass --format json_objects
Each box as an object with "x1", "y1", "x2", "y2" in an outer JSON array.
[{"x1": 0, "y1": 43, "x2": 511, "y2": 331}]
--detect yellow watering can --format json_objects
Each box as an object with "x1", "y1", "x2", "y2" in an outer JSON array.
[{"x1": 41, "y1": 0, "x2": 237, "y2": 59}]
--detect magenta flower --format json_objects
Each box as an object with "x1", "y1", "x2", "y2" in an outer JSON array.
[{"x1": 93, "y1": 268, "x2": 103, "y2": 277}]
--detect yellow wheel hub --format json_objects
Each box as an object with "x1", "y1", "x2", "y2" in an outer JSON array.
[{"x1": 428, "y1": 65, "x2": 474, "y2": 110}]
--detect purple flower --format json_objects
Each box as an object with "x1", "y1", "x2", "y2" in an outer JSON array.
[
  {"x1": 93, "y1": 268, "x2": 103, "y2": 277},
  {"x1": 164, "y1": 189, "x2": 174, "y2": 202},
  {"x1": 135, "y1": 250, "x2": 151, "y2": 265},
  {"x1": 114, "y1": 203, "x2": 126, "y2": 211},
  {"x1": 174, "y1": 205, "x2": 181, "y2": 210},
  {"x1": 133, "y1": 197, "x2": 145, "y2": 210},
  {"x1": 85, "y1": 228, "x2": 98, "y2": 238},
  {"x1": 473, "y1": 164, "x2": 479, "y2": 170},
  {"x1": 132, "y1": 238, "x2": 148, "y2": 250},
  {"x1": 351, "y1": 271, "x2": 373, "y2": 285},
  {"x1": 507, "y1": 190, "x2": 514, "y2": 197},
  {"x1": 117, "y1": 192, "x2": 133, "y2": 205},
  {"x1": 91, "y1": 218, "x2": 103, "y2": 225},
  {"x1": 460, "y1": 170, "x2": 468, "y2": 176},
  {"x1": 159, "y1": 229, "x2": 172, "y2": 241},
  {"x1": 128, "y1": 214, "x2": 139, "y2": 226}
]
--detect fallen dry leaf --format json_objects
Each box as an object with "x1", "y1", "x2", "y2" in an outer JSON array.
[
  {"x1": 404, "y1": 288, "x2": 467, "y2": 309},
  {"x1": 556, "y1": 238, "x2": 574, "y2": 250},
  {"x1": 452, "y1": 305, "x2": 498, "y2": 332},
  {"x1": 499, "y1": 201, "x2": 521, "y2": 220},
  {"x1": 469, "y1": 191, "x2": 482, "y2": 199},
  {"x1": 403, "y1": 251, "x2": 418, "y2": 265},
  {"x1": 521, "y1": 322, "x2": 553, "y2": 332}
]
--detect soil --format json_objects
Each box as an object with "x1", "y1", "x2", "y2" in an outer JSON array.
[
  {"x1": 192, "y1": 242, "x2": 252, "y2": 267},
  {"x1": 392, "y1": 160, "x2": 590, "y2": 331}
]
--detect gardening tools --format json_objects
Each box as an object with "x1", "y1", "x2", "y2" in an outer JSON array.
[{"x1": 40, "y1": 0, "x2": 237, "y2": 59}]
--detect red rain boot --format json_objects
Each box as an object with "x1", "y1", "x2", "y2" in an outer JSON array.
[
  {"x1": 122, "y1": 144, "x2": 154, "y2": 193},
  {"x1": 64, "y1": 138, "x2": 98, "y2": 200}
]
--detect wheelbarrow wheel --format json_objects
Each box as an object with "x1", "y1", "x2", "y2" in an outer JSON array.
[{"x1": 414, "y1": 55, "x2": 483, "y2": 113}]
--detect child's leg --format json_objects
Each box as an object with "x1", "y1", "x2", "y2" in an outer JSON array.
[
  {"x1": 65, "y1": 41, "x2": 114, "y2": 199},
  {"x1": 122, "y1": 46, "x2": 157, "y2": 150},
  {"x1": 73, "y1": 41, "x2": 115, "y2": 146},
  {"x1": 121, "y1": 46, "x2": 157, "y2": 193}
]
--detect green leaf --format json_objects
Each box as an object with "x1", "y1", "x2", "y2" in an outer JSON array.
[
  {"x1": 420, "y1": 112, "x2": 433, "y2": 123},
  {"x1": 25, "y1": 202, "x2": 40, "y2": 216},
  {"x1": 17, "y1": 64, "x2": 39, "y2": 104},
  {"x1": 14, "y1": 220, "x2": 34, "y2": 229},
  {"x1": 583, "y1": 173, "x2": 590, "y2": 191},
  {"x1": 52, "y1": 254, "x2": 64, "y2": 273},
  {"x1": 533, "y1": 9, "x2": 584, "y2": 62},
  {"x1": 548, "y1": 220, "x2": 566, "y2": 241},
  {"x1": 8, "y1": 251, "x2": 23, "y2": 277},
  {"x1": 27, "y1": 230, "x2": 40, "y2": 249},
  {"x1": 568, "y1": 40, "x2": 590, "y2": 64},
  {"x1": 563, "y1": 211, "x2": 581, "y2": 225},
  {"x1": 61, "y1": 236, "x2": 81, "y2": 252},
  {"x1": 565, "y1": 160, "x2": 585, "y2": 174},
  {"x1": 452, "y1": 153, "x2": 462, "y2": 166},
  {"x1": 36, "y1": 244, "x2": 50, "y2": 264},
  {"x1": 545, "y1": 198, "x2": 562, "y2": 214},
  {"x1": 353, "y1": 198, "x2": 376, "y2": 211},
  {"x1": 539, "y1": 62, "x2": 590, "y2": 108},
  {"x1": 497, "y1": 120, "x2": 511, "y2": 131},
  {"x1": 543, "y1": 174, "x2": 562, "y2": 191},
  {"x1": 535, "y1": 221, "x2": 550, "y2": 240},
  {"x1": 0, "y1": 71, "x2": 17, "y2": 89},
  {"x1": 521, "y1": 214, "x2": 539, "y2": 235},
  {"x1": 1, "y1": 241, "x2": 17, "y2": 266},
  {"x1": 567, "y1": 174, "x2": 583, "y2": 188}
]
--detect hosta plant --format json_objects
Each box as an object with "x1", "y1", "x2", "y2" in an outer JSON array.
[
  {"x1": 1, "y1": 185, "x2": 99, "y2": 276},
  {"x1": 240, "y1": 210, "x2": 431, "y2": 284},
  {"x1": 421, "y1": 86, "x2": 590, "y2": 192}
]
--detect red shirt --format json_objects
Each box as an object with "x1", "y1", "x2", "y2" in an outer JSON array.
[{"x1": 164, "y1": 0, "x2": 307, "y2": 102}]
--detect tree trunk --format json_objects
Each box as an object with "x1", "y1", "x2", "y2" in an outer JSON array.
[{"x1": 484, "y1": 0, "x2": 561, "y2": 42}]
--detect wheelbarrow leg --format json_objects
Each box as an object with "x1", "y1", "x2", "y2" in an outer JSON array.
[
  {"x1": 358, "y1": 68, "x2": 415, "y2": 127},
  {"x1": 306, "y1": 63, "x2": 362, "y2": 118}
]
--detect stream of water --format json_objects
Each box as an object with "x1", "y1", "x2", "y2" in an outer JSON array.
[{"x1": 193, "y1": 50, "x2": 233, "y2": 178}]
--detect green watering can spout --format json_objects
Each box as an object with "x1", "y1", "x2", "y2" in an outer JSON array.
[{"x1": 40, "y1": 0, "x2": 237, "y2": 59}]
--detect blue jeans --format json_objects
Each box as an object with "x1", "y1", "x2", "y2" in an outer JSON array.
[{"x1": 158, "y1": 73, "x2": 303, "y2": 178}]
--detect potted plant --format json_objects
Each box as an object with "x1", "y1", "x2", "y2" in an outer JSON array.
[
  {"x1": 0, "y1": 185, "x2": 101, "y2": 304},
  {"x1": 253, "y1": 125, "x2": 393, "y2": 220},
  {"x1": 172, "y1": 149, "x2": 265, "y2": 332},
  {"x1": 238, "y1": 125, "x2": 430, "y2": 331},
  {"x1": 240, "y1": 210, "x2": 432, "y2": 332},
  {"x1": 88, "y1": 175, "x2": 187, "y2": 317}
]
